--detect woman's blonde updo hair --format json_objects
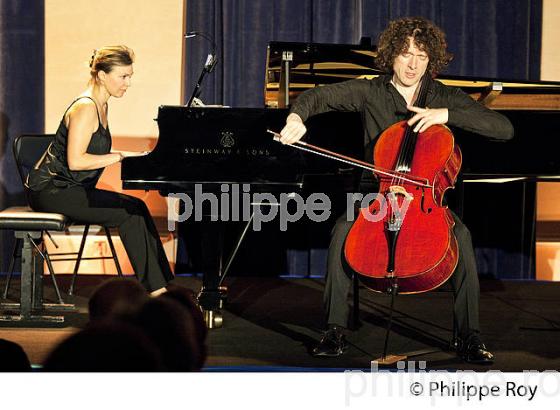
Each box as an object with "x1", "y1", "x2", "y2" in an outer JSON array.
[{"x1": 89, "y1": 45, "x2": 135, "y2": 84}]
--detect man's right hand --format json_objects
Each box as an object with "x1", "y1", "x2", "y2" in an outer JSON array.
[{"x1": 279, "y1": 113, "x2": 306, "y2": 145}]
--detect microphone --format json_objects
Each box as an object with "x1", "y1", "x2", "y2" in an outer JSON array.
[
  {"x1": 185, "y1": 31, "x2": 219, "y2": 106},
  {"x1": 185, "y1": 31, "x2": 217, "y2": 73}
]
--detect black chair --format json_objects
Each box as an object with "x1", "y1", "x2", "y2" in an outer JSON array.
[{"x1": 1, "y1": 134, "x2": 123, "y2": 307}]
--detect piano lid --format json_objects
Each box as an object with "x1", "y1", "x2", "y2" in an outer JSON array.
[{"x1": 265, "y1": 41, "x2": 560, "y2": 110}]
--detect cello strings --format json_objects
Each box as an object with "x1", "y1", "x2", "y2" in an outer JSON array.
[
  {"x1": 389, "y1": 72, "x2": 430, "y2": 220},
  {"x1": 399, "y1": 74, "x2": 429, "y2": 188}
]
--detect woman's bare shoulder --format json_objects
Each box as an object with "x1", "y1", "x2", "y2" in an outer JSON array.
[{"x1": 65, "y1": 97, "x2": 98, "y2": 128}]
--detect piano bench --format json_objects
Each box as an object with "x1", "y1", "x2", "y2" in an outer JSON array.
[
  {"x1": 0, "y1": 206, "x2": 68, "y2": 231},
  {"x1": 0, "y1": 206, "x2": 73, "y2": 324}
]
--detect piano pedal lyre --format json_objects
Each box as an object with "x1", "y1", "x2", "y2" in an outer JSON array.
[
  {"x1": 198, "y1": 285, "x2": 227, "y2": 329},
  {"x1": 203, "y1": 309, "x2": 223, "y2": 329}
]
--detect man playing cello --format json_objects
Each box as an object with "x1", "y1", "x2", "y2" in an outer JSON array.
[{"x1": 280, "y1": 16, "x2": 513, "y2": 364}]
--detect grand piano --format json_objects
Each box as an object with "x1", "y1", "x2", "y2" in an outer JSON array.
[{"x1": 122, "y1": 41, "x2": 560, "y2": 326}]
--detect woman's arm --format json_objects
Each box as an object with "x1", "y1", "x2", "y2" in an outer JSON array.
[{"x1": 66, "y1": 100, "x2": 122, "y2": 171}]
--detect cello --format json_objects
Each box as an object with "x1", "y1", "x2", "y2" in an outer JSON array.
[
  {"x1": 269, "y1": 73, "x2": 461, "y2": 295},
  {"x1": 344, "y1": 73, "x2": 462, "y2": 295}
]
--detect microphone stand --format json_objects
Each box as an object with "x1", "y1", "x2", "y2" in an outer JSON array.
[{"x1": 185, "y1": 31, "x2": 218, "y2": 107}]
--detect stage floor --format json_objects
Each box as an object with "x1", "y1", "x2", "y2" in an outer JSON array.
[{"x1": 1, "y1": 275, "x2": 559, "y2": 371}]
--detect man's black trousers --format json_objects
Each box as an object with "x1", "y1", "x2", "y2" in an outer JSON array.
[{"x1": 324, "y1": 211, "x2": 480, "y2": 339}]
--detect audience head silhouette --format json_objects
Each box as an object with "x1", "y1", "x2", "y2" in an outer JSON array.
[
  {"x1": 0, "y1": 338, "x2": 32, "y2": 371},
  {"x1": 161, "y1": 285, "x2": 208, "y2": 369},
  {"x1": 130, "y1": 296, "x2": 202, "y2": 371},
  {"x1": 43, "y1": 279, "x2": 206, "y2": 372},
  {"x1": 88, "y1": 277, "x2": 149, "y2": 323},
  {"x1": 43, "y1": 321, "x2": 163, "y2": 371}
]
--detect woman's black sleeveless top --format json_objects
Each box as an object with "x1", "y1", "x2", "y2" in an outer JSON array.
[{"x1": 27, "y1": 96, "x2": 112, "y2": 191}]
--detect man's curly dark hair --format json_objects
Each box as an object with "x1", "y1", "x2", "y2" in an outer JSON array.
[{"x1": 375, "y1": 17, "x2": 453, "y2": 76}]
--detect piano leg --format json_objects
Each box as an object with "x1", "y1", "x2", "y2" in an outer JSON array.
[
  {"x1": 197, "y1": 222, "x2": 226, "y2": 328},
  {"x1": 196, "y1": 214, "x2": 256, "y2": 329}
]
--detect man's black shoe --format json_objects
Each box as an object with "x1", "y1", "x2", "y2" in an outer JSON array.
[
  {"x1": 459, "y1": 335, "x2": 494, "y2": 364},
  {"x1": 311, "y1": 326, "x2": 347, "y2": 357}
]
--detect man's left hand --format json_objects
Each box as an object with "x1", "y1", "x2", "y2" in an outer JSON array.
[{"x1": 407, "y1": 105, "x2": 448, "y2": 133}]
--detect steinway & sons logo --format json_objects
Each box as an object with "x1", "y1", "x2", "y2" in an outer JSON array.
[
  {"x1": 183, "y1": 130, "x2": 271, "y2": 156},
  {"x1": 220, "y1": 131, "x2": 235, "y2": 147}
]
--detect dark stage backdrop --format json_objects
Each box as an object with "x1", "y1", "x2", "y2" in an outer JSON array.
[
  {"x1": 0, "y1": 1, "x2": 544, "y2": 278},
  {"x1": 184, "y1": 0, "x2": 542, "y2": 107},
  {"x1": 181, "y1": 0, "x2": 543, "y2": 280},
  {"x1": 0, "y1": 0, "x2": 45, "y2": 273}
]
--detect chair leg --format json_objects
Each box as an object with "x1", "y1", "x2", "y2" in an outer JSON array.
[
  {"x1": 104, "y1": 227, "x2": 123, "y2": 277},
  {"x1": 44, "y1": 251, "x2": 64, "y2": 304},
  {"x1": 2, "y1": 238, "x2": 21, "y2": 299},
  {"x1": 26, "y1": 236, "x2": 65, "y2": 305},
  {"x1": 68, "y1": 224, "x2": 90, "y2": 296},
  {"x1": 42, "y1": 230, "x2": 64, "y2": 302}
]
